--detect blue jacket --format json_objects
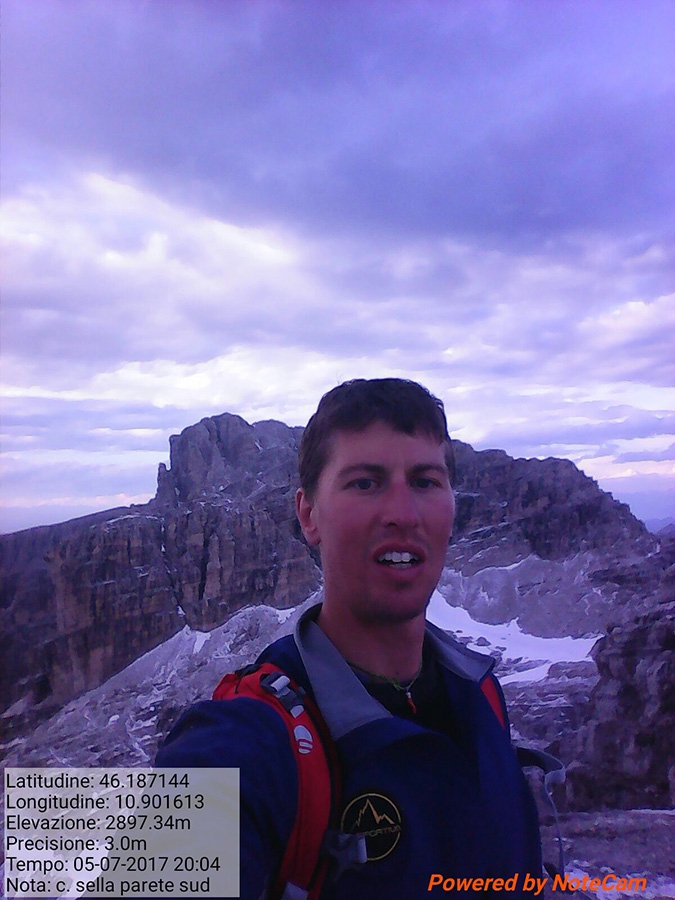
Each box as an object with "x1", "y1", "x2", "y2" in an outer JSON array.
[{"x1": 157, "y1": 605, "x2": 542, "y2": 898}]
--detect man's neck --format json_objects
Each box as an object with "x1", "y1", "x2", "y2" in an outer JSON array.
[{"x1": 317, "y1": 603, "x2": 426, "y2": 683}]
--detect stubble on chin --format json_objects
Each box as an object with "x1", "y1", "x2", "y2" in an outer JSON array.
[{"x1": 351, "y1": 590, "x2": 433, "y2": 628}]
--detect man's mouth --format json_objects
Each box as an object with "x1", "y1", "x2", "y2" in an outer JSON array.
[{"x1": 377, "y1": 550, "x2": 421, "y2": 569}]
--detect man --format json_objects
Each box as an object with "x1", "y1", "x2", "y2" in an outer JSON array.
[{"x1": 157, "y1": 378, "x2": 542, "y2": 898}]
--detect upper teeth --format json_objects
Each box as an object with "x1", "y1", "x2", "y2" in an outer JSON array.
[{"x1": 379, "y1": 551, "x2": 417, "y2": 563}]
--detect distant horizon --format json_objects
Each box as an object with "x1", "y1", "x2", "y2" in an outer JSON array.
[{"x1": 1, "y1": 408, "x2": 672, "y2": 535}]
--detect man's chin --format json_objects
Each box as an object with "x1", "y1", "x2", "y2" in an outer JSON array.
[{"x1": 359, "y1": 594, "x2": 432, "y2": 627}]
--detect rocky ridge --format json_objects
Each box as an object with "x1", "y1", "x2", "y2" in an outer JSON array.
[{"x1": 2, "y1": 410, "x2": 673, "y2": 813}]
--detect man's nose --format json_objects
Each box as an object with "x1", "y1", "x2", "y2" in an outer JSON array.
[{"x1": 380, "y1": 481, "x2": 421, "y2": 528}]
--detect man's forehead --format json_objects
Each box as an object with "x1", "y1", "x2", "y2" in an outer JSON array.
[{"x1": 325, "y1": 422, "x2": 448, "y2": 467}]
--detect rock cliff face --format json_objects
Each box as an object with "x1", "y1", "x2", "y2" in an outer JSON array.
[
  {"x1": 565, "y1": 584, "x2": 675, "y2": 810},
  {"x1": 445, "y1": 443, "x2": 661, "y2": 638},
  {"x1": 0, "y1": 410, "x2": 666, "y2": 755},
  {"x1": 156, "y1": 415, "x2": 304, "y2": 504},
  {"x1": 0, "y1": 414, "x2": 319, "y2": 744},
  {"x1": 451, "y1": 443, "x2": 647, "y2": 561},
  {"x1": 503, "y1": 542, "x2": 675, "y2": 811}
]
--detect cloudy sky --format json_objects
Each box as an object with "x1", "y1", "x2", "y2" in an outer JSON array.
[{"x1": 2, "y1": 0, "x2": 674, "y2": 533}]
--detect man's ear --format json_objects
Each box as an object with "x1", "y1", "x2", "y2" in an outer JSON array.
[{"x1": 296, "y1": 487, "x2": 321, "y2": 546}]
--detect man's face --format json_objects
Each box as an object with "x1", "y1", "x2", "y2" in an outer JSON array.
[{"x1": 296, "y1": 421, "x2": 455, "y2": 627}]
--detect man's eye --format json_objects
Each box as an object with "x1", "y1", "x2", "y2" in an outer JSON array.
[
  {"x1": 352, "y1": 478, "x2": 376, "y2": 491},
  {"x1": 413, "y1": 477, "x2": 438, "y2": 489}
]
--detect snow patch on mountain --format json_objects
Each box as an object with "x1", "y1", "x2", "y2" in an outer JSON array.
[
  {"x1": 2, "y1": 588, "x2": 601, "y2": 772},
  {"x1": 1, "y1": 599, "x2": 314, "y2": 769},
  {"x1": 427, "y1": 590, "x2": 600, "y2": 683}
]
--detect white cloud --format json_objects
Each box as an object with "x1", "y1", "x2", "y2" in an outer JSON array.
[
  {"x1": 1, "y1": 173, "x2": 320, "y2": 372},
  {"x1": 2, "y1": 177, "x2": 673, "y2": 531},
  {"x1": 578, "y1": 293, "x2": 675, "y2": 352},
  {"x1": 579, "y1": 456, "x2": 675, "y2": 482},
  {"x1": 2, "y1": 2, "x2": 673, "y2": 534}
]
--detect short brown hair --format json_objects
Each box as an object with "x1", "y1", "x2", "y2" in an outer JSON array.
[{"x1": 299, "y1": 378, "x2": 455, "y2": 498}]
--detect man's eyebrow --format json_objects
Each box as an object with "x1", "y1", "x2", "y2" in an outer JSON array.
[
  {"x1": 409, "y1": 463, "x2": 449, "y2": 476},
  {"x1": 336, "y1": 463, "x2": 387, "y2": 478},
  {"x1": 336, "y1": 462, "x2": 449, "y2": 478}
]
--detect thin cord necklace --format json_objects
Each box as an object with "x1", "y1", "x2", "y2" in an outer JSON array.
[{"x1": 348, "y1": 660, "x2": 423, "y2": 714}]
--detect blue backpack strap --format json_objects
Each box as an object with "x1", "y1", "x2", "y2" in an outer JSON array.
[{"x1": 213, "y1": 663, "x2": 341, "y2": 900}]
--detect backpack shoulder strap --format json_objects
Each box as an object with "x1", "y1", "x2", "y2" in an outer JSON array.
[
  {"x1": 480, "y1": 672, "x2": 507, "y2": 730},
  {"x1": 477, "y1": 672, "x2": 569, "y2": 881},
  {"x1": 213, "y1": 662, "x2": 340, "y2": 900}
]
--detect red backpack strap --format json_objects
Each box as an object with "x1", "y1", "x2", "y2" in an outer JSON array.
[
  {"x1": 480, "y1": 672, "x2": 507, "y2": 731},
  {"x1": 213, "y1": 663, "x2": 339, "y2": 900}
]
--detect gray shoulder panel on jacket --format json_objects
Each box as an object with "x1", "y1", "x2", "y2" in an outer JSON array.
[
  {"x1": 294, "y1": 607, "x2": 392, "y2": 741},
  {"x1": 293, "y1": 603, "x2": 495, "y2": 741}
]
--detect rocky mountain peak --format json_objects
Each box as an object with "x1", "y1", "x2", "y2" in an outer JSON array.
[
  {"x1": 156, "y1": 413, "x2": 303, "y2": 505},
  {"x1": 452, "y1": 441, "x2": 648, "y2": 561}
]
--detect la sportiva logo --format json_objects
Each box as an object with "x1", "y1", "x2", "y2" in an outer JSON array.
[{"x1": 340, "y1": 792, "x2": 402, "y2": 861}]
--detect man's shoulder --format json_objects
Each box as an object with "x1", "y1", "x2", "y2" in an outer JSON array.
[
  {"x1": 155, "y1": 633, "x2": 309, "y2": 768},
  {"x1": 424, "y1": 619, "x2": 496, "y2": 683},
  {"x1": 156, "y1": 691, "x2": 296, "y2": 768},
  {"x1": 256, "y1": 630, "x2": 309, "y2": 689}
]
